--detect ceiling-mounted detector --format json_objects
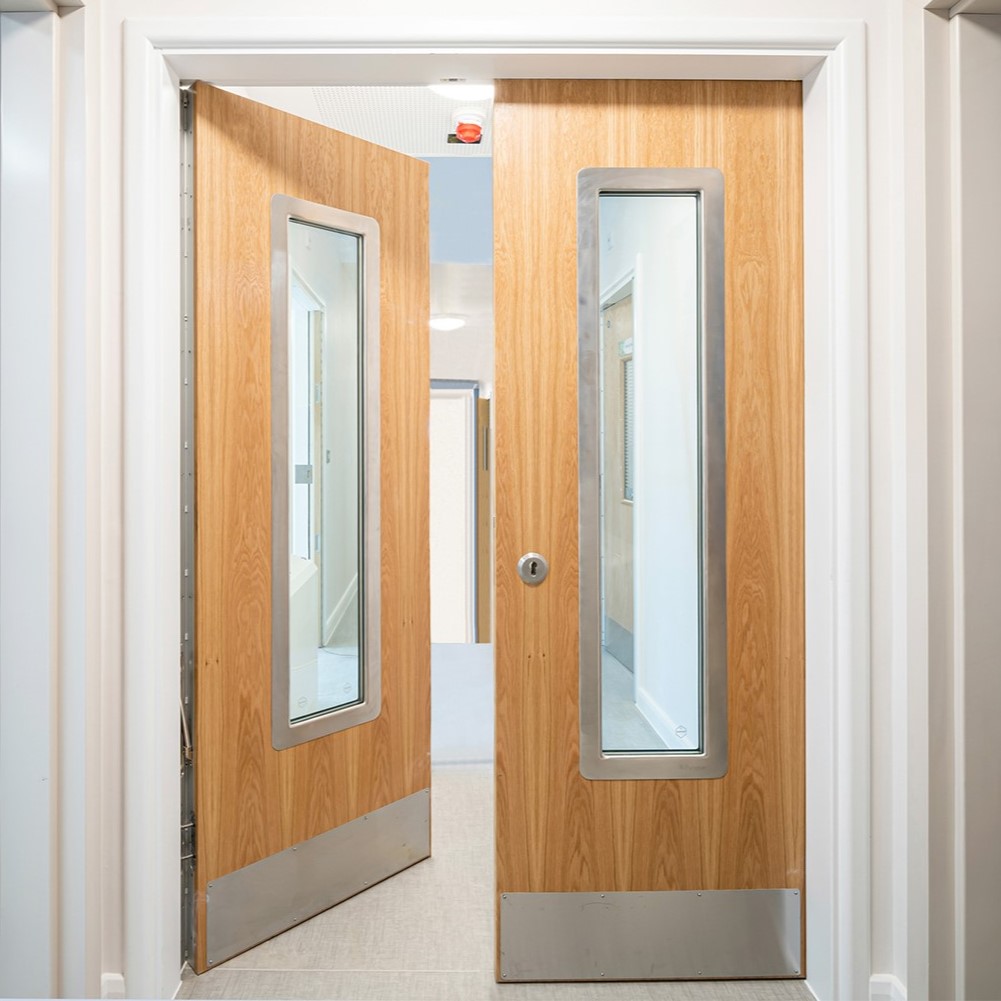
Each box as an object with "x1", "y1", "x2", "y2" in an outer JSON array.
[{"x1": 450, "y1": 109, "x2": 484, "y2": 145}]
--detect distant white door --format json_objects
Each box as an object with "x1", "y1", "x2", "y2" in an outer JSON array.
[{"x1": 430, "y1": 381, "x2": 478, "y2": 642}]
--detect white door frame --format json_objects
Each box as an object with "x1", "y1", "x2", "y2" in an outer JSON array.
[{"x1": 120, "y1": 17, "x2": 871, "y2": 1000}]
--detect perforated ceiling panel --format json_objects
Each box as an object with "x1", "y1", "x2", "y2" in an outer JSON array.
[
  {"x1": 238, "y1": 85, "x2": 495, "y2": 343},
  {"x1": 240, "y1": 85, "x2": 493, "y2": 157},
  {"x1": 310, "y1": 86, "x2": 493, "y2": 157}
]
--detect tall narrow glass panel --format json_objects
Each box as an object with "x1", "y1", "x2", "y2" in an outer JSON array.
[
  {"x1": 578, "y1": 169, "x2": 727, "y2": 779},
  {"x1": 271, "y1": 196, "x2": 381, "y2": 750}
]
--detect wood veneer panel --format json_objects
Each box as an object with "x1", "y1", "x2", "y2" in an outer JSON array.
[
  {"x1": 193, "y1": 84, "x2": 429, "y2": 972},
  {"x1": 493, "y1": 77, "x2": 804, "y2": 925}
]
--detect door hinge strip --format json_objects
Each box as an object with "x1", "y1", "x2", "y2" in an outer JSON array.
[
  {"x1": 180, "y1": 88, "x2": 193, "y2": 134},
  {"x1": 180, "y1": 686, "x2": 193, "y2": 766},
  {"x1": 180, "y1": 80, "x2": 197, "y2": 969},
  {"x1": 181, "y1": 820, "x2": 196, "y2": 863}
]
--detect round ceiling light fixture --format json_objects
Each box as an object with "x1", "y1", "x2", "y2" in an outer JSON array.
[
  {"x1": 429, "y1": 314, "x2": 467, "y2": 332},
  {"x1": 429, "y1": 82, "x2": 495, "y2": 102}
]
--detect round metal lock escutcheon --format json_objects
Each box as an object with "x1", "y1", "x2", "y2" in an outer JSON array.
[{"x1": 517, "y1": 552, "x2": 549, "y2": 586}]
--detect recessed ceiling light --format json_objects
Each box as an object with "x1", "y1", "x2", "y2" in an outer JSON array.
[
  {"x1": 429, "y1": 314, "x2": 467, "y2": 332},
  {"x1": 429, "y1": 83, "x2": 495, "y2": 102}
]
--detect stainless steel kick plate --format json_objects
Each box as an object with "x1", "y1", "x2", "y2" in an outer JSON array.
[
  {"x1": 499, "y1": 888, "x2": 802, "y2": 981},
  {"x1": 206, "y1": 789, "x2": 430, "y2": 968}
]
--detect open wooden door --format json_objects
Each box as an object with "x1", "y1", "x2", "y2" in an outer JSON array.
[
  {"x1": 494, "y1": 80, "x2": 804, "y2": 982},
  {"x1": 192, "y1": 84, "x2": 430, "y2": 972}
]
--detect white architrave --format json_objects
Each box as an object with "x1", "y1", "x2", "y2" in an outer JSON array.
[{"x1": 120, "y1": 17, "x2": 872, "y2": 1000}]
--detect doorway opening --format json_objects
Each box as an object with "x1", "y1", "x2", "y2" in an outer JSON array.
[
  {"x1": 122, "y1": 20, "x2": 869, "y2": 999},
  {"x1": 182, "y1": 78, "x2": 812, "y2": 1001}
]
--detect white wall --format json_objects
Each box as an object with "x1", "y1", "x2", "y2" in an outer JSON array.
[
  {"x1": 867, "y1": 5, "x2": 937, "y2": 996},
  {"x1": 4, "y1": 2, "x2": 958, "y2": 998},
  {"x1": 429, "y1": 262, "x2": 494, "y2": 394},
  {"x1": 954, "y1": 14, "x2": 1001, "y2": 1000},
  {"x1": 287, "y1": 224, "x2": 360, "y2": 644},
  {"x1": 0, "y1": 13, "x2": 59, "y2": 998},
  {"x1": 429, "y1": 388, "x2": 477, "y2": 642},
  {"x1": 923, "y1": 9, "x2": 956, "y2": 1001},
  {"x1": 599, "y1": 195, "x2": 700, "y2": 748}
]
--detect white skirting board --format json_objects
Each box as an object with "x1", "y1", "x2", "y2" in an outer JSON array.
[
  {"x1": 101, "y1": 972, "x2": 126, "y2": 999},
  {"x1": 869, "y1": 973, "x2": 907, "y2": 1000}
]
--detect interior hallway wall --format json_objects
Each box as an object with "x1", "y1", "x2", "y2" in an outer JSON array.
[
  {"x1": 426, "y1": 154, "x2": 494, "y2": 393},
  {"x1": 0, "y1": 13, "x2": 59, "y2": 998},
  {"x1": 924, "y1": 8, "x2": 956, "y2": 999},
  {"x1": 953, "y1": 14, "x2": 1001, "y2": 1000},
  {"x1": 431, "y1": 644, "x2": 494, "y2": 764},
  {"x1": 429, "y1": 263, "x2": 495, "y2": 393},
  {"x1": 429, "y1": 390, "x2": 477, "y2": 642}
]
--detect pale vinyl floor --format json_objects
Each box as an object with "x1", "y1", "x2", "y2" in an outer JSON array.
[
  {"x1": 178, "y1": 646, "x2": 812, "y2": 1001},
  {"x1": 600, "y1": 650, "x2": 669, "y2": 751}
]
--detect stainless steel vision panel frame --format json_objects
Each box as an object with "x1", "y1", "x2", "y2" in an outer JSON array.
[
  {"x1": 270, "y1": 195, "x2": 382, "y2": 750},
  {"x1": 577, "y1": 168, "x2": 727, "y2": 779}
]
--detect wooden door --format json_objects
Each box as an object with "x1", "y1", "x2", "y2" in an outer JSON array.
[
  {"x1": 193, "y1": 84, "x2": 430, "y2": 972},
  {"x1": 494, "y1": 80, "x2": 804, "y2": 980}
]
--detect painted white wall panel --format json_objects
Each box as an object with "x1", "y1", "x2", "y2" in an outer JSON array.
[
  {"x1": 922, "y1": 9, "x2": 958, "y2": 1000},
  {"x1": 0, "y1": 1, "x2": 57, "y2": 11},
  {"x1": 55, "y1": 6, "x2": 102, "y2": 997},
  {"x1": 24, "y1": 3, "x2": 942, "y2": 998},
  {"x1": 0, "y1": 11, "x2": 58, "y2": 999},
  {"x1": 955, "y1": 15, "x2": 1001, "y2": 1001},
  {"x1": 429, "y1": 263, "x2": 494, "y2": 395},
  {"x1": 430, "y1": 389, "x2": 476, "y2": 642}
]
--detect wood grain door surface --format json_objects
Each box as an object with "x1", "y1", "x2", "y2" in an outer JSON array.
[
  {"x1": 493, "y1": 80, "x2": 804, "y2": 975},
  {"x1": 193, "y1": 83, "x2": 430, "y2": 973}
]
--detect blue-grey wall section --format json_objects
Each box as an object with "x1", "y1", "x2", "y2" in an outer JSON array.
[{"x1": 424, "y1": 157, "x2": 493, "y2": 264}]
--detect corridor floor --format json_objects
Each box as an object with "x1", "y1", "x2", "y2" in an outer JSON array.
[
  {"x1": 179, "y1": 646, "x2": 812, "y2": 1000},
  {"x1": 177, "y1": 765, "x2": 813, "y2": 1001}
]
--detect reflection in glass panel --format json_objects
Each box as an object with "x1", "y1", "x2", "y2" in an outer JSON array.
[
  {"x1": 286, "y1": 219, "x2": 362, "y2": 725},
  {"x1": 598, "y1": 194, "x2": 701, "y2": 753}
]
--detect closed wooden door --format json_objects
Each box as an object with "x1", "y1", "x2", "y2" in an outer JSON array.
[
  {"x1": 192, "y1": 84, "x2": 430, "y2": 972},
  {"x1": 493, "y1": 80, "x2": 804, "y2": 981}
]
